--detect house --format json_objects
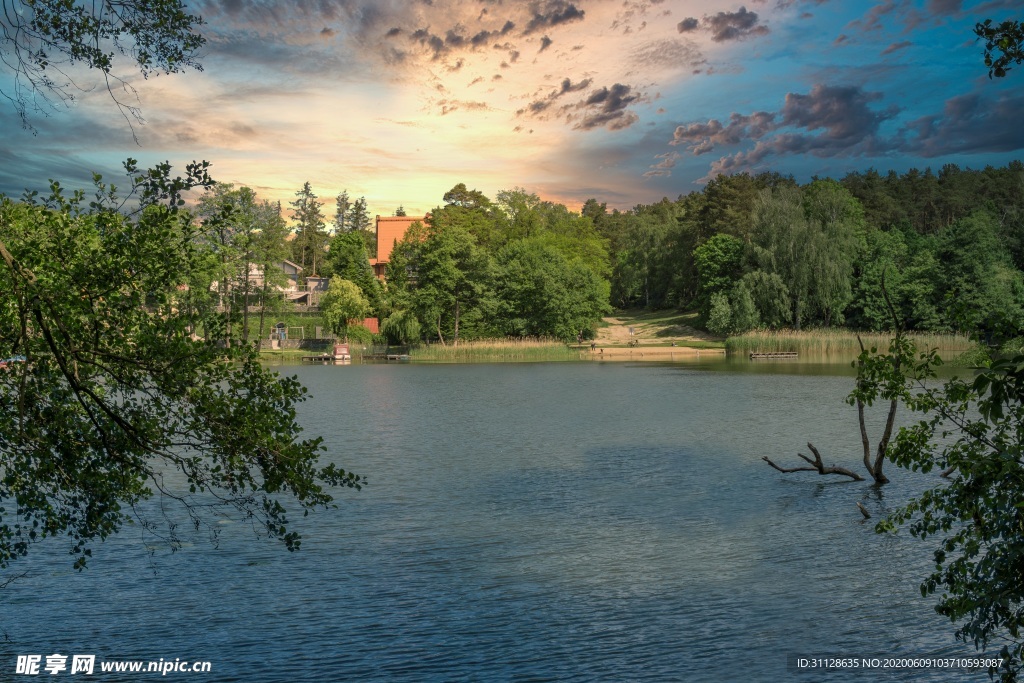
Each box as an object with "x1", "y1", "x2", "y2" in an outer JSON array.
[
  {"x1": 369, "y1": 215, "x2": 427, "y2": 280},
  {"x1": 211, "y1": 260, "x2": 320, "y2": 305}
]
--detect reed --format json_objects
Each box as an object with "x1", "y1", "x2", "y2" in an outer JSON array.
[
  {"x1": 411, "y1": 338, "x2": 581, "y2": 362},
  {"x1": 725, "y1": 329, "x2": 976, "y2": 357}
]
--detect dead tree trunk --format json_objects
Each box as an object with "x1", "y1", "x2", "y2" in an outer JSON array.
[{"x1": 763, "y1": 443, "x2": 865, "y2": 481}]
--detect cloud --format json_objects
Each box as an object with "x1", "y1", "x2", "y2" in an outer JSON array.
[
  {"x1": 523, "y1": 0, "x2": 586, "y2": 35},
  {"x1": 677, "y1": 17, "x2": 699, "y2": 33},
  {"x1": 437, "y1": 99, "x2": 491, "y2": 115},
  {"x1": 845, "y1": 2, "x2": 899, "y2": 33},
  {"x1": 644, "y1": 150, "x2": 680, "y2": 177},
  {"x1": 539, "y1": 35, "x2": 553, "y2": 52},
  {"x1": 669, "y1": 84, "x2": 901, "y2": 178},
  {"x1": 704, "y1": 7, "x2": 770, "y2": 42},
  {"x1": 572, "y1": 83, "x2": 643, "y2": 130},
  {"x1": 880, "y1": 41, "x2": 912, "y2": 55},
  {"x1": 675, "y1": 6, "x2": 769, "y2": 42},
  {"x1": 631, "y1": 38, "x2": 705, "y2": 70},
  {"x1": 899, "y1": 91, "x2": 1024, "y2": 157},
  {"x1": 517, "y1": 77, "x2": 593, "y2": 116}
]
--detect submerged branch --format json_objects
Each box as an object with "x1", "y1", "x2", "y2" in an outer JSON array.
[{"x1": 763, "y1": 442, "x2": 865, "y2": 481}]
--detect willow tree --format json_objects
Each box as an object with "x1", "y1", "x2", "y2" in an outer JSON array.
[{"x1": 749, "y1": 183, "x2": 862, "y2": 328}]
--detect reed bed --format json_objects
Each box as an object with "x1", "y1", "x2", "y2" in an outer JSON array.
[
  {"x1": 411, "y1": 338, "x2": 581, "y2": 363},
  {"x1": 725, "y1": 329, "x2": 977, "y2": 357}
]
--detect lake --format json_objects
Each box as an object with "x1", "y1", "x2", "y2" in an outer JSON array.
[{"x1": 1, "y1": 360, "x2": 987, "y2": 681}]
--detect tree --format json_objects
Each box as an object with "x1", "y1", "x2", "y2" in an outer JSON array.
[
  {"x1": 977, "y1": 19, "x2": 1024, "y2": 78},
  {"x1": 333, "y1": 191, "x2": 352, "y2": 233},
  {"x1": 693, "y1": 233, "x2": 745, "y2": 319},
  {"x1": 348, "y1": 197, "x2": 371, "y2": 232},
  {"x1": 252, "y1": 200, "x2": 290, "y2": 341},
  {"x1": 764, "y1": 316, "x2": 934, "y2": 485},
  {"x1": 749, "y1": 184, "x2": 861, "y2": 329},
  {"x1": 395, "y1": 205, "x2": 407, "y2": 217},
  {"x1": 443, "y1": 183, "x2": 491, "y2": 210},
  {"x1": 880, "y1": 354, "x2": 1024, "y2": 681},
  {"x1": 327, "y1": 230, "x2": 382, "y2": 316},
  {"x1": 0, "y1": 0, "x2": 205, "y2": 135},
  {"x1": 0, "y1": 162, "x2": 361, "y2": 572},
  {"x1": 196, "y1": 183, "x2": 271, "y2": 344},
  {"x1": 320, "y1": 279, "x2": 370, "y2": 343},
  {"x1": 290, "y1": 182, "x2": 328, "y2": 278},
  {"x1": 411, "y1": 223, "x2": 492, "y2": 345},
  {"x1": 492, "y1": 238, "x2": 610, "y2": 341},
  {"x1": 380, "y1": 309, "x2": 421, "y2": 345}
]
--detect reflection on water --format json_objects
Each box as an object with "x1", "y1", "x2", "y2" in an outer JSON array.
[{"x1": 1, "y1": 362, "x2": 980, "y2": 681}]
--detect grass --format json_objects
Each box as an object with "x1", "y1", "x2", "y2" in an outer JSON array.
[
  {"x1": 725, "y1": 329, "x2": 977, "y2": 357},
  {"x1": 411, "y1": 338, "x2": 581, "y2": 363}
]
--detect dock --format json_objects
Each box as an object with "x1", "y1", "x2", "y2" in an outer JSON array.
[
  {"x1": 301, "y1": 354, "x2": 349, "y2": 363},
  {"x1": 749, "y1": 352, "x2": 798, "y2": 360},
  {"x1": 364, "y1": 353, "x2": 411, "y2": 362}
]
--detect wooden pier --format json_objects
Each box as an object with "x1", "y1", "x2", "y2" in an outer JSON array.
[
  {"x1": 749, "y1": 351, "x2": 799, "y2": 360},
  {"x1": 363, "y1": 353, "x2": 411, "y2": 362}
]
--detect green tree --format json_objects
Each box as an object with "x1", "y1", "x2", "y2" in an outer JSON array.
[
  {"x1": 412, "y1": 223, "x2": 492, "y2": 345},
  {"x1": 869, "y1": 349, "x2": 1024, "y2": 681},
  {"x1": 290, "y1": 182, "x2": 328, "y2": 278},
  {"x1": 395, "y1": 205, "x2": 407, "y2": 217},
  {"x1": 443, "y1": 183, "x2": 491, "y2": 210},
  {"x1": 252, "y1": 200, "x2": 290, "y2": 341},
  {"x1": 492, "y1": 238, "x2": 610, "y2": 341},
  {"x1": 693, "y1": 233, "x2": 745, "y2": 318},
  {"x1": 349, "y1": 196, "x2": 371, "y2": 232},
  {"x1": 196, "y1": 183, "x2": 272, "y2": 344},
  {"x1": 706, "y1": 292, "x2": 733, "y2": 337},
  {"x1": 977, "y1": 19, "x2": 1024, "y2": 78},
  {"x1": 327, "y1": 230, "x2": 382, "y2": 316},
  {"x1": 380, "y1": 309, "x2": 421, "y2": 345},
  {"x1": 320, "y1": 278, "x2": 370, "y2": 342},
  {"x1": 0, "y1": 163, "x2": 361, "y2": 572},
  {"x1": 749, "y1": 183, "x2": 860, "y2": 328},
  {"x1": 851, "y1": 228, "x2": 941, "y2": 331},
  {"x1": 0, "y1": 0, "x2": 205, "y2": 131},
  {"x1": 333, "y1": 191, "x2": 352, "y2": 233}
]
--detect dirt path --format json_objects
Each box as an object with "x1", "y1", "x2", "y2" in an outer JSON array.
[{"x1": 594, "y1": 311, "x2": 719, "y2": 347}]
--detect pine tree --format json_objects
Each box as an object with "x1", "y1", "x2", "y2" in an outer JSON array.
[
  {"x1": 290, "y1": 182, "x2": 327, "y2": 278},
  {"x1": 349, "y1": 197, "x2": 371, "y2": 232},
  {"x1": 334, "y1": 191, "x2": 351, "y2": 233}
]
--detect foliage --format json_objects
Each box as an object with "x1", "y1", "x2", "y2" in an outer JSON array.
[
  {"x1": 0, "y1": 163, "x2": 361, "y2": 571},
  {"x1": 380, "y1": 310, "x2": 421, "y2": 345},
  {"x1": 492, "y1": 238, "x2": 610, "y2": 341},
  {"x1": 724, "y1": 329, "x2": 975, "y2": 356},
  {"x1": 333, "y1": 191, "x2": 352, "y2": 233},
  {"x1": 290, "y1": 182, "x2": 328, "y2": 278},
  {"x1": 327, "y1": 230, "x2": 382, "y2": 316},
  {"x1": 871, "y1": 351, "x2": 1024, "y2": 680},
  {"x1": 706, "y1": 292, "x2": 733, "y2": 337},
  {"x1": 693, "y1": 233, "x2": 744, "y2": 316},
  {"x1": 0, "y1": 0, "x2": 205, "y2": 130},
  {"x1": 977, "y1": 19, "x2": 1024, "y2": 78},
  {"x1": 411, "y1": 338, "x2": 579, "y2": 363},
  {"x1": 320, "y1": 279, "x2": 370, "y2": 342}
]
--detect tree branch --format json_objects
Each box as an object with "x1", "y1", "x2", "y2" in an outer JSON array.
[{"x1": 763, "y1": 442, "x2": 865, "y2": 481}]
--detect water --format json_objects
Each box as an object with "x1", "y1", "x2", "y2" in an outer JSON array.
[{"x1": 1, "y1": 362, "x2": 986, "y2": 681}]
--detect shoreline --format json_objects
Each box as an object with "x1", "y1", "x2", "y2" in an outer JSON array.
[{"x1": 580, "y1": 346, "x2": 727, "y2": 361}]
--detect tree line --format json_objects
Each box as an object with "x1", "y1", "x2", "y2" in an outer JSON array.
[{"x1": 591, "y1": 162, "x2": 1024, "y2": 342}]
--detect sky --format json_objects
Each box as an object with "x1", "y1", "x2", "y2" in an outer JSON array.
[{"x1": 1, "y1": 0, "x2": 1023, "y2": 217}]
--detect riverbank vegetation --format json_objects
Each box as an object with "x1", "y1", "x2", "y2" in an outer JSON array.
[
  {"x1": 170, "y1": 162, "x2": 1024, "y2": 357},
  {"x1": 411, "y1": 338, "x2": 582, "y2": 363},
  {"x1": 724, "y1": 329, "x2": 975, "y2": 356}
]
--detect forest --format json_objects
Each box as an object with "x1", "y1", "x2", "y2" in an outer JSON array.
[{"x1": 264, "y1": 162, "x2": 1024, "y2": 347}]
